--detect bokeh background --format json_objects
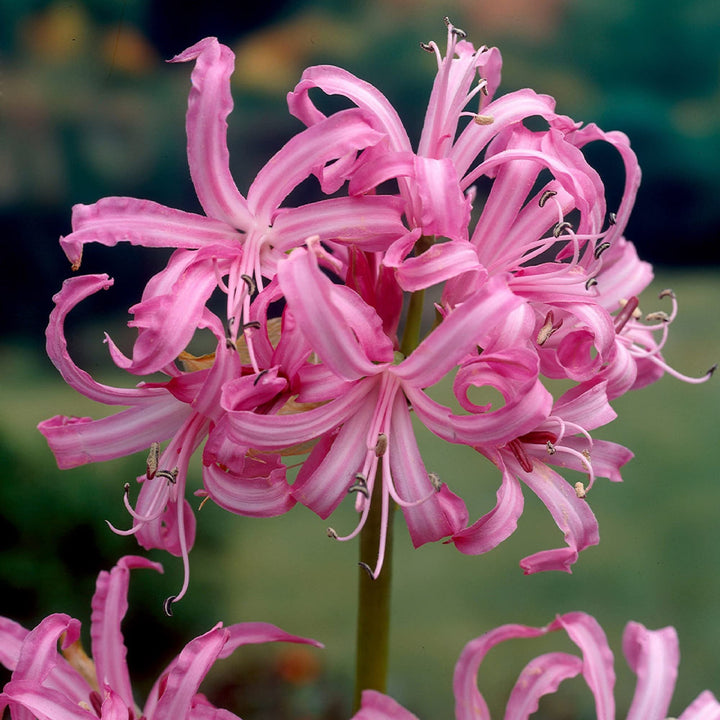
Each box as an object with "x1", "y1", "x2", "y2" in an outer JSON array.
[{"x1": 1, "y1": 1, "x2": 719, "y2": 718}]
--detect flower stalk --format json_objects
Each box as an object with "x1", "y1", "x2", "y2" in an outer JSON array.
[{"x1": 354, "y1": 468, "x2": 396, "y2": 710}]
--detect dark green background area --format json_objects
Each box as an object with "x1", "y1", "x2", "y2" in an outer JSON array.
[{"x1": 1, "y1": 1, "x2": 719, "y2": 718}]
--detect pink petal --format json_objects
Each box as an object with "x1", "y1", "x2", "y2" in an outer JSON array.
[
  {"x1": 623, "y1": 622, "x2": 678, "y2": 720},
  {"x1": 451, "y1": 455, "x2": 524, "y2": 555},
  {"x1": 218, "y1": 621, "x2": 323, "y2": 658},
  {"x1": 514, "y1": 459, "x2": 599, "y2": 574},
  {"x1": 393, "y1": 240, "x2": 481, "y2": 292},
  {"x1": 202, "y1": 428, "x2": 295, "y2": 517},
  {"x1": 247, "y1": 109, "x2": 386, "y2": 223},
  {"x1": 44, "y1": 275, "x2": 168, "y2": 406},
  {"x1": 389, "y1": 393, "x2": 468, "y2": 546},
  {"x1": 0, "y1": 681, "x2": 93, "y2": 720},
  {"x1": 61, "y1": 197, "x2": 239, "y2": 269},
  {"x1": 0, "y1": 617, "x2": 28, "y2": 671},
  {"x1": 553, "y1": 612, "x2": 616, "y2": 720},
  {"x1": 38, "y1": 399, "x2": 191, "y2": 469},
  {"x1": 278, "y1": 248, "x2": 391, "y2": 380},
  {"x1": 504, "y1": 652, "x2": 583, "y2": 720},
  {"x1": 171, "y1": 38, "x2": 253, "y2": 229},
  {"x1": 678, "y1": 691, "x2": 720, "y2": 720},
  {"x1": 152, "y1": 624, "x2": 229, "y2": 720},
  {"x1": 271, "y1": 195, "x2": 407, "y2": 252},
  {"x1": 352, "y1": 690, "x2": 420, "y2": 720},
  {"x1": 288, "y1": 65, "x2": 411, "y2": 153},
  {"x1": 454, "y1": 622, "x2": 550, "y2": 720},
  {"x1": 90, "y1": 556, "x2": 163, "y2": 709},
  {"x1": 412, "y1": 156, "x2": 470, "y2": 241}
]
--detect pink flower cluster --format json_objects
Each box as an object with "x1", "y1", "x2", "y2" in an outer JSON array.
[
  {"x1": 355, "y1": 612, "x2": 720, "y2": 720},
  {"x1": 0, "y1": 556, "x2": 321, "y2": 720},
  {"x1": 39, "y1": 20, "x2": 710, "y2": 608}
]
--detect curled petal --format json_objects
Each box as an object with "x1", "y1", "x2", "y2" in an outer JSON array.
[
  {"x1": 171, "y1": 38, "x2": 253, "y2": 229},
  {"x1": 451, "y1": 455, "x2": 523, "y2": 555},
  {"x1": 91, "y1": 557, "x2": 163, "y2": 709},
  {"x1": 623, "y1": 622, "x2": 678, "y2": 720},
  {"x1": 61, "y1": 197, "x2": 239, "y2": 269},
  {"x1": 514, "y1": 458, "x2": 599, "y2": 574}
]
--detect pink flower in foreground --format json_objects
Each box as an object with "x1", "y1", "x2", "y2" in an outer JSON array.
[
  {"x1": 354, "y1": 612, "x2": 720, "y2": 720},
  {"x1": 0, "y1": 556, "x2": 321, "y2": 720}
]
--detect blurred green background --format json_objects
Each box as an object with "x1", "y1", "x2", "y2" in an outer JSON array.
[{"x1": 1, "y1": 1, "x2": 719, "y2": 718}]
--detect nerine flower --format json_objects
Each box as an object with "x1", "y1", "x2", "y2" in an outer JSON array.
[
  {"x1": 0, "y1": 556, "x2": 321, "y2": 720},
  {"x1": 353, "y1": 612, "x2": 720, "y2": 720}
]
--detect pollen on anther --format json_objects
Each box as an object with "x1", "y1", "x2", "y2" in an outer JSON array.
[
  {"x1": 420, "y1": 41, "x2": 433, "y2": 52},
  {"x1": 374, "y1": 433, "x2": 388, "y2": 457},
  {"x1": 585, "y1": 277, "x2": 598, "y2": 291},
  {"x1": 146, "y1": 442, "x2": 160, "y2": 479},
  {"x1": 608, "y1": 212, "x2": 617, "y2": 225},
  {"x1": 474, "y1": 114, "x2": 494, "y2": 125},
  {"x1": 574, "y1": 482, "x2": 587, "y2": 499},
  {"x1": 327, "y1": 527, "x2": 338, "y2": 539},
  {"x1": 594, "y1": 241, "x2": 611, "y2": 259},
  {"x1": 428, "y1": 472, "x2": 442, "y2": 491},
  {"x1": 658, "y1": 288, "x2": 676, "y2": 300},
  {"x1": 546, "y1": 441, "x2": 556, "y2": 455},
  {"x1": 553, "y1": 221, "x2": 573, "y2": 238},
  {"x1": 163, "y1": 596, "x2": 176, "y2": 617},
  {"x1": 241, "y1": 273, "x2": 257, "y2": 295},
  {"x1": 539, "y1": 190, "x2": 557, "y2": 208}
]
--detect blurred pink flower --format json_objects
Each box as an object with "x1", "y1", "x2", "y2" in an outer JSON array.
[
  {"x1": 354, "y1": 612, "x2": 720, "y2": 720},
  {"x1": 0, "y1": 556, "x2": 321, "y2": 720}
]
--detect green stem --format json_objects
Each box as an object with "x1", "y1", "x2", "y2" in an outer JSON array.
[
  {"x1": 353, "y1": 266, "x2": 429, "y2": 710},
  {"x1": 354, "y1": 472, "x2": 395, "y2": 710}
]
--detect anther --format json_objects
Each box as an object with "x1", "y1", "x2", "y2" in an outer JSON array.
[
  {"x1": 428, "y1": 472, "x2": 442, "y2": 491},
  {"x1": 553, "y1": 221, "x2": 573, "y2": 238},
  {"x1": 241, "y1": 274, "x2": 256, "y2": 295},
  {"x1": 585, "y1": 277, "x2": 598, "y2": 291},
  {"x1": 444, "y1": 16, "x2": 467, "y2": 39},
  {"x1": 708, "y1": 363, "x2": 718, "y2": 377},
  {"x1": 163, "y1": 596, "x2": 176, "y2": 617},
  {"x1": 225, "y1": 338, "x2": 235, "y2": 350},
  {"x1": 645, "y1": 311, "x2": 670, "y2": 323},
  {"x1": 658, "y1": 288, "x2": 676, "y2": 300},
  {"x1": 537, "y1": 311, "x2": 563, "y2": 346},
  {"x1": 253, "y1": 369, "x2": 269, "y2": 386},
  {"x1": 123, "y1": 482, "x2": 131, "y2": 495},
  {"x1": 327, "y1": 527, "x2": 338, "y2": 539},
  {"x1": 614, "y1": 296, "x2": 640, "y2": 333},
  {"x1": 374, "y1": 433, "x2": 388, "y2": 457},
  {"x1": 546, "y1": 441, "x2": 556, "y2": 455},
  {"x1": 156, "y1": 468, "x2": 178, "y2": 485},
  {"x1": 420, "y1": 41, "x2": 433, "y2": 52},
  {"x1": 348, "y1": 474, "x2": 369, "y2": 498},
  {"x1": 594, "y1": 241, "x2": 611, "y2": 259},
  {"x1": 242, "y1": 321, "x2": 261, "y2": 331},
  {"x1": 574, "y1": 482, "x2": 587, "y2": 499},
  {"x1": 608, "y1": 212, "x2": 617, "y2": 225},
  {"x1": 474, "y1": 114, "x2": 494, "y2": 125},
  {"x1": 539, "y1": 190, "x2": 557, "y2": 208},
  {"x1": 146, "y1": 442, "x2": 160, "y2": 479},
  {"x1": 358, "y1": 561, "x2": 375, "y2": 579}
]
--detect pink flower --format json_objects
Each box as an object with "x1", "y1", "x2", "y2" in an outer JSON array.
[
  {"x1": 354, "y1": 612, "x2": 720, "y2": 720},
  {"x1": 0, "y1": 556, "x2": 321, "y2": 720},
  {"x1": 59, "y1": 37, "x2": 404, "y2": 376},
  {"x1": 38, "y1": 274, "x2": 296, "y2": 611},
  {"x1": 220, "y1": 245, "x2": 551, "y2": 577}
]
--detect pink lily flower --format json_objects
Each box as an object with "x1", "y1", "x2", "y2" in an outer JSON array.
[
  {"x1": 38, "y1": 274, "x2": 297, "y2": 611},
  {"x1": 0, "y1": 556, "x2": 322, "y2": 720},
  {"x1": 59, "y1": 37, "x2": 405, "y2": 376},
  {"x1": 220, "y1": 245, "x2": 549, "y2": 577},
  {"x1": 354, "y1": 612, "x2": 720, "y2": 720},
  {"x1": 451, "y1": 378, "x2": 632, "y2": 573}
]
